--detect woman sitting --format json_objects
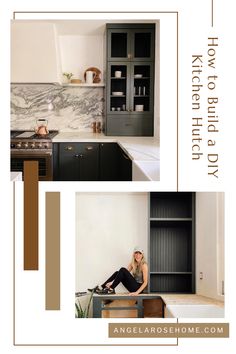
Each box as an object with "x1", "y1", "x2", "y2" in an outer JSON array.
[{"x1": 88, "y1": 247, "x2": 148, "y2": 295}]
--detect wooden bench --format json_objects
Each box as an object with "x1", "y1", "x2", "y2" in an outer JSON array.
[{"x1": 93, "y1": 293, "x2": 164, "y2": 318}]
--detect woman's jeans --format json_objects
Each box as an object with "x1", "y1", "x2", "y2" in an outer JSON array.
[{"x1": 102, "y1": 267, "x2": 141, "y2": 292}]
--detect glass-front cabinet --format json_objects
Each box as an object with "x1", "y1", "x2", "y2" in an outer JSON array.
[
  {"x1": 105, "y1": 24, "x2": 155, "y2": 136},
  {"x1": 108, "y1": 63, "x2": 154, "y2": 115},
  {"x1": 107, "y1": 27, "x2": 155, "y2": 61}
]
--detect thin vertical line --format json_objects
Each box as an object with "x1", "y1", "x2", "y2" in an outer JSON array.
[
  {"x1": 212, "y1": 0, "x2": 214, "y2": 27},
  {"x1": 177, "y1": 13, "x2": 179, "y2": 191},
  {"x1": 13, "y1": 182, "x2": 15, "y2": 345}
]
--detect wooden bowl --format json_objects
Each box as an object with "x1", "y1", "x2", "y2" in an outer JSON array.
[{"x1": 84, "y1": 67, "x2": 101, "y2": 83}]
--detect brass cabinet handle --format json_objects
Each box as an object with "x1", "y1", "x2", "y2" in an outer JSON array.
[
  {"x1": 65, "y1": 145, "x2": 73, "y2": 151},
  {"x1": 86, "y1": 146, "x2": 94, "y2": 151}
]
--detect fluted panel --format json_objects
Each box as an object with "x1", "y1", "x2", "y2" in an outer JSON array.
[
  {"x1": 150, "y1": 192, "x2": 192, "y2": 218},
  {"x1": 150, "y1": 222, "x2": 192, "y2": 272},
  {"x1": 150, "y1": 274, "x2": 192, "y2": 292}
]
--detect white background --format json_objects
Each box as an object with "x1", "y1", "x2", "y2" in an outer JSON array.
[{"x1": 1, "y1": 0, "x2": 235, "y2": 353}]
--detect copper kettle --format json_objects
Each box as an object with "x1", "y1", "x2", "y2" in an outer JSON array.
[{"x1": 35, "y1": 119, "x2": 49, "y2": 136}]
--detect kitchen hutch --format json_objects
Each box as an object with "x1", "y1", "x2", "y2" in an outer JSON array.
[
  {"x1": 105, "y1": 23, "x2": 155, "y2": 136},
  {"x1": 149, "y1": 192, "x2": 195, "y2": 293}
]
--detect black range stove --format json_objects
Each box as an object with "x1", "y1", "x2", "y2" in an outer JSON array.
[{"x1": 11, "y1": 130, "x2": 59, "y2": 181}]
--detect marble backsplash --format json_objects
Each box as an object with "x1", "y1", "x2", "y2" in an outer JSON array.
[{"x1": 11, "y1": 84, "x2": 104, "y2": 132}]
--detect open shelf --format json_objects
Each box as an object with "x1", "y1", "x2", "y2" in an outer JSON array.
[
  {"x1": 150, "y1": 272, "x2": 192, "y2": 275},
  {"x1": 150, "y1": 273, "x2": 193, "y2": 293},
  {"x1": 149, "y1": 192, "x2": 195, "y2": 293},
  {"x1": 63, "y1": 83, "x2": 105, "y2": 87},
  {"x1": 150, "y1": 192, "x2": 193, "y2": 219}
]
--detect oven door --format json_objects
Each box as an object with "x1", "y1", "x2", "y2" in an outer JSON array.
[{"x1": 11, "y1": 151, "x2": 53, "y2": 181}]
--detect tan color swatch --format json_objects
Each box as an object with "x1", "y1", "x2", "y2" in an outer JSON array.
[{"x1": 45, "y1": 192, "x2": 60, "y2": 310}]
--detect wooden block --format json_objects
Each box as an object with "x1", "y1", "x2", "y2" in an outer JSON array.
[
  {"x1": 102, "y1": 300, "x2": 137, "y2": 318},
  {"x1": 143, "y1": 298, "x2": 164, "y2": 318}
]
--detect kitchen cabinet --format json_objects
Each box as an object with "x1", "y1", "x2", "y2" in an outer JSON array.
[
  {"x1": 149, "y1": 192, "x2": 195, "y2": 293},
  {"x1": 53, "y1": 142, "x2": 132, "y2": 181},
  {"x1": 55, "y1": 143, "x2": 99, "y2": 181},
  {"x1": 107, "y1": 24, "x2": 155, "y2": 61},
  {"x1": 105, "y1": 24, "x2": 155, "y2": 136},
  {"x1": 118, "y1": 146, "x2": 132, "y2": 181},
  {"x1": 99, "y1": 143, "x2": 119, "y2": 181},
  {"x1": 11, "y1": 22, "x2": 61, "y2": 83}
]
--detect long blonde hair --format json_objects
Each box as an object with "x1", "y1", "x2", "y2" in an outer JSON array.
[{"x1": 130, "y1": 252, "x2": 147, "y2": 275}]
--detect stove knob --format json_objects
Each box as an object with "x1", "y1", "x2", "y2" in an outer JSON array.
[
  {"x1": 38, "y1": 143, "x2": 43, "y2": 149},
  {"x1": 11, "y1": 143, "x2": 16, "y2": 148},
  {"x1": 30, "y1": 142, "x2": 35, "y2": 149},
  {"x1": 16, "y1": 142, "x2": 22, "y2": 148},
  {"x1": 24, "y1": 142, "x2": 29, "y2": 148},
  {"x1": 44, "y1": 143, "x2": 49, "y2": 149}
]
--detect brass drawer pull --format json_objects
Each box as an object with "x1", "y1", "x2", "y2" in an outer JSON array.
[
  {"x1": 86, "y1": 146, "x2": 94, "y2": 151},
  {"x1": 65, "y1": 145, "x2": 73, "y2": 151}
]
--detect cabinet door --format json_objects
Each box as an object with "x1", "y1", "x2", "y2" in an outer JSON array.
[
  {"x1": 131, "y1": 29, "x2": 155, "y2": 61},
  {"x1": 58, "y1": 143, "x2": 80, "y2": 181},
  {"x1": 107, "y1": 29, "x2": 130, "y2": 61},
  {"x1": 53, "y1": 143, "x2": 59, "y2": 181},
  {"x1": 78, "y1": 143, "x2": 99, "y2": 181},
  {"x1": 58, "y1": 143, "x2": 99, "y2": 181},
  {"x1": 118, "y1": 147, "x2": 132, "y2": 181},
  {"x1": 99, "y1": 143, "x2": 119, "y2": 181},
  {"x1": 131, "y1": 62, "x2": 154, "y2": 115},
  {"x1": 107, "y1": 27, "x2": 155, "y2": 62},
  {"x1": 107, "y1": 63, "x2": 130, "y2": 114}
]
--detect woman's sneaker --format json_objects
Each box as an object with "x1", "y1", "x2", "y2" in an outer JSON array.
[
  {"x1": 97, "y1": 287, "x2": 115, "y2": 295},
  {"x1": 87, "y1": 285, "x2": 101, "y2": 293}
]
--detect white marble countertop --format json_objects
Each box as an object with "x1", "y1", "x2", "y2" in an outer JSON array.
[{"x1": 53, "y1": 132, "x2": 160, "y2": 181}]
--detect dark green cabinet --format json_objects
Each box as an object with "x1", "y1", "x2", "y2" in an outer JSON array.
[
  {"x1": 118, "y1": 146, "x2": 132, "y2": 181},
  {"x1": 99, "y1": 143, "x2": 119, "y2": 181},
  {"x1": 105, "y1": 24, "x2": 155, "y2": 136},
  {"x1": 149, "y1": 192, "x2": 195, "y2": 293},
  {"x1": 107, "y1": 24, "x2": 155, "y2": 61},
  {"x1": 56, "y1": 143, "x2": 99, "y2": 181},
  {"x1": 53, "y1": 142, "x2": 132, "y2": 181}
]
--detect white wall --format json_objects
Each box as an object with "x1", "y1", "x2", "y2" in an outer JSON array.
[
  {"x1": 196, "y1": 192, "x2": 224, "y2": 301},
  {"x1": 59, "y1": 35, "x2": 104, "y2": 82},
  {"x1": 75, "y1": 193, "x2": 148, "y2": 292}
]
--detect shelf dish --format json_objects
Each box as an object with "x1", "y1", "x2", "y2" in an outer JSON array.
[
  {"x1": 134, "y1": 74, "x2": 143, "y2": 78},
  {"x1": 112, "y1": 92, "x2": 124, "y2": 96}
]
